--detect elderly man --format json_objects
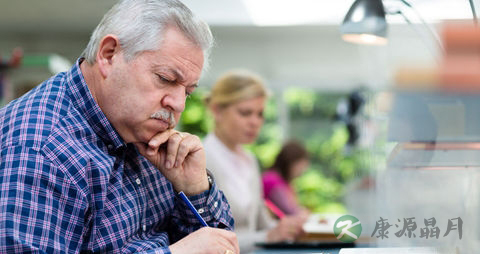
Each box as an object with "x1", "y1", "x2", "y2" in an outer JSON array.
[{"x1": 0, "y1": 0, "x2": 238, "y2": 253}]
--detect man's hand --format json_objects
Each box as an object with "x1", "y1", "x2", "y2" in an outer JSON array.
[
  {"x1": 170, "y1": 227, "x2": 239, "y2": 254},
  {"x1": 134, "y1": 129, "x2": 209, "y2": 195}
]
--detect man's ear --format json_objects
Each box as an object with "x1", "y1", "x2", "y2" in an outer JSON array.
[{"x1": 96, "y1": 34, "x2": 121, "y2": 78}]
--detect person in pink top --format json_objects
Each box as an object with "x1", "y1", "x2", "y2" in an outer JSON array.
[{"x1": 262, "y1": 140, "x2": 310, "y2": 216}]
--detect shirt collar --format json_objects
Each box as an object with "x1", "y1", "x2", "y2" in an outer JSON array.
[
  {"x1": 207, "y1": 132, "x2": 253, "y2": 163},
  {"x1": 65, "y1": 58, "x2": 126, "y2": 151}
]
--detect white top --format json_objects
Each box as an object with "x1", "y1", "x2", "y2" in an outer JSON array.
[{"x1": 204, "y1": 133, "x2": 276, "y2": 253}]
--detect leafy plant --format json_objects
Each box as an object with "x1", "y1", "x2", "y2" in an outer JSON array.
[{"x1": 179, "y1": 88, "x2": 370, "y2": 214}]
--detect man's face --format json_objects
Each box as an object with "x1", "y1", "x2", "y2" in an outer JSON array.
[{"x1": 101, "y1": 27, "x2": 204, "y2": 144}]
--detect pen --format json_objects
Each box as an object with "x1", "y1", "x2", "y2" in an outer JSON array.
[
  {"x1": 264, "y1": 199, "x2": 285, "y2": 219},
  {"x1": 178, "y1": 191, "x2": 209, "y2": 227}
]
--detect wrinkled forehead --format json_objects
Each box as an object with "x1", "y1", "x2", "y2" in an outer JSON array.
[{"x1": 149, "y1": 27, "x2": 205, "y2": 82}]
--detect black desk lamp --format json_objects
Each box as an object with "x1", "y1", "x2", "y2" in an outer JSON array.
[
  {"x1": 341, "y1": 0, "x2": 478, "y2": 47},
  {"x1": 341, "y1": 0, "x2": 388, "y2": 45}
]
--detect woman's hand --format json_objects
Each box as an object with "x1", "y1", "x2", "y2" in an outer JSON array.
[{"x1": 267, "y1": 214, "x2": 307, "y2": 242}]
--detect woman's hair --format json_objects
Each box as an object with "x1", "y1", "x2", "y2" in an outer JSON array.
[
  {"x1": 82, "y1": 0, "x2": 213, "y2": 69},
  {"x1": 204, "y1": 69, "x2": 268, "y2": 108},
  {"x1": 272, "y1": 140, "x2": 308, "y2": 181}
]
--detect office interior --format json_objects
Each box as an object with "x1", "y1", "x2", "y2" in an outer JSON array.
[{"x1": 1, "y1": 0, "x2": 479, "y2": 253}]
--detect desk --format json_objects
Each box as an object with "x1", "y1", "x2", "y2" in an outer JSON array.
[
  {"x1": 253, "y1": 243, "x2": 373, "y2": 254},
  {"x1": 254, "y1": 246, "x2": 455, "y2": 254},
  {"x1": 254, "y1": 248, "x2": 341, "y2": 253}
]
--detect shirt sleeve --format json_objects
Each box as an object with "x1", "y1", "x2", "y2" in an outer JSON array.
[
  {"x1": 0, "y1": 145, "x2": 89, "y2": 253},
  {"x1": 169, "y1": 180, "x2": 235, "y2": 242},
  {"x1": 267, "y1": 186, "x2": 302, "y2": 215}
]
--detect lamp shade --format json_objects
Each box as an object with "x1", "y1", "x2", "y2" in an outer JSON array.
[{"x1": 341, "y1": 0, "x2": 388, "y2": 45}]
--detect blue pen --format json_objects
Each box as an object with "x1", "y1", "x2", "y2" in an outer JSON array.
[{"x1": 178, "y1": 191, "x2": 208, "y2": 227}]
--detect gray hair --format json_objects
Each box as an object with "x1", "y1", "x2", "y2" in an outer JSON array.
[{"x1": 81, "y1": 0, "x2": 213, "y2": 69}]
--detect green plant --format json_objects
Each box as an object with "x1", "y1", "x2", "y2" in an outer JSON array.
[{"x1": 179, "y1": 88, "x2": 371, "y2": 214}]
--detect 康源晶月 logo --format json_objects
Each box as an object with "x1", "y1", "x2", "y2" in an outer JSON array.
[{"x1": 334, "y1": 215, "x2": 362, "y2": 243}]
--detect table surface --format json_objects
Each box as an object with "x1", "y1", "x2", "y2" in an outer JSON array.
[
  {"x1": 254, "y1": 248, "x2": 341, "y2": 254},
  {"x1": 253, "y1": 242, "x2": 374, "y2": 254}
]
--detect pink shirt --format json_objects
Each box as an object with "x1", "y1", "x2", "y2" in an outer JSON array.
[{"x1": 262, "y1": 170, "x2": 301, "y2": 215}]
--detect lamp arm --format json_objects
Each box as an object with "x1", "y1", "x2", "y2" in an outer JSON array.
[
  {"x1": 401, "y1": 0, "x2": 478, "y2": 26},
  {"x1": 387, "y1": 9, "x2": 442, "y2": 62},
  {"x1": 468, "y1": 0, "x2": 478, "y2": 25},
  {"x1": 396, "y1": 0, "x2": 444, "y2": 52}
]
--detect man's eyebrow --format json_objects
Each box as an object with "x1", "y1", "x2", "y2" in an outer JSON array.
[
  {"x1": 155, "y1": 66, "x2": 198, "y2": 87},
  {"x1": 171, "y1": 69, "x2": 185, "y2": 82},
  {"x1": 155, "y1": 66, "x2": 184, "y2": 80},
  {"x1": 172, "y1": 69, "x2": 200, "y2": 88}
]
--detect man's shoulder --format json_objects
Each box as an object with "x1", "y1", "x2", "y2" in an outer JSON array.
[
  {"x1": 0, "y1": 72, "x2": 74, "y2": 149},
  {"x1": 1, "y1": 86, "x2": 106, "y2": 174}
]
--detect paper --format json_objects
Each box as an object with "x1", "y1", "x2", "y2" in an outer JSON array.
[{"x1": 302, "y1": 213, "x2": 342, "y2": 234}]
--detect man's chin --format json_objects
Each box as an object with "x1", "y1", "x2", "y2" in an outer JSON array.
[{"x1": 145, "y1": 126, "x2": 175, "y2": 141}]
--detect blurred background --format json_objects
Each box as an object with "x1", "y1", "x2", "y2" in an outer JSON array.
[{"x1": 2, "y1": 1, "x2": 479, "y2": 249}]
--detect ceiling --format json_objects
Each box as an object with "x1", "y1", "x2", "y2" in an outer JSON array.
[
  {"x1": 1, "y1": 0, "x2": 479, "y2": 92},
  {"x1": 0, "y1": 0, "x2": 477, "y2": 33}
]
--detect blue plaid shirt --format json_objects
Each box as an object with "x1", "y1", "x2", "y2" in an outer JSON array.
[{"x1": 0, "y1": 59, "x2": 234, "y2": 253}]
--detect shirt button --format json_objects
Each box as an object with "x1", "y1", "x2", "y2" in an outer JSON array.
[
  {"x1": 135, "y1": 178, "x2": 141, "y2": 185},
  {"x1": 107, "y1": 144, "x2": 114, "y2": 150},
  {"x1": 142, "y1": 224, "x2": 147, "y2": 231},
  {"x1": 198, "y1": 208, "x2": 205, "y2": 214},
  {"x1": 214, "y1": 201, "x2": 218, "y2": 208}
]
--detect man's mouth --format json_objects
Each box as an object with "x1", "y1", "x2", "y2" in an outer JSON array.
[{"x1": 150, "y1": 109, "x2": 176, "y2": 129}]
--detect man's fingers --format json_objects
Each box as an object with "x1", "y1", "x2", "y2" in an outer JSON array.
[
  {"x1": 206, "y1": 228, "x2": 239, "y2": 254},
  {"x1": 224, "y1": 230, "x2": 239, "y2": 254},
  {"x1": 174, "y1": 134, "x2": 193, "y2": 168},
  {"x1": 133, "y1": 142, "x2": 165, "y2": 166},
  {"x1": 134, "y1": 129, "x2": 178, "y2": 165},
  {"x1": 165, "y1": 132, "x2": 198, "y2": 169},
  {"x1": 165, "y1": 132, "x2": 184, "y2": 169},
  {"x1": 134, "y1": 142, "x2": 151, "y2": 157},
  {"x1": 147, "y1": 129, "x2": 176, "y2": 151}
]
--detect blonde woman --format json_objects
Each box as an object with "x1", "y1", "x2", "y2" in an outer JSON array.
[{"x1": 204, "y1": 70, "x2": 307, "y2": 253}]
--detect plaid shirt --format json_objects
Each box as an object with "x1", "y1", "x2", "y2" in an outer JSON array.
[{"x1": 0, "y1": 59, "x2": 234, "y2": 253}]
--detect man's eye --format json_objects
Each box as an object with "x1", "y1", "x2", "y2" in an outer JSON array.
[{"x1": 158, "y1": 75, "x2": 173, "y2": 83}]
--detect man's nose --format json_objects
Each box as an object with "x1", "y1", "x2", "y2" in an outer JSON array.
[{"x1": 161, "y1": 86, "x2": 186, "y2": 113}]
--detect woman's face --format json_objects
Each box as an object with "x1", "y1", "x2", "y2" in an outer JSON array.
[
  {"x1": 290, "y1": 158, "x2": 309, "y2": 179},
  {"x1": 215, "y1": 96, "x2": 266, "y2": 146}
]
